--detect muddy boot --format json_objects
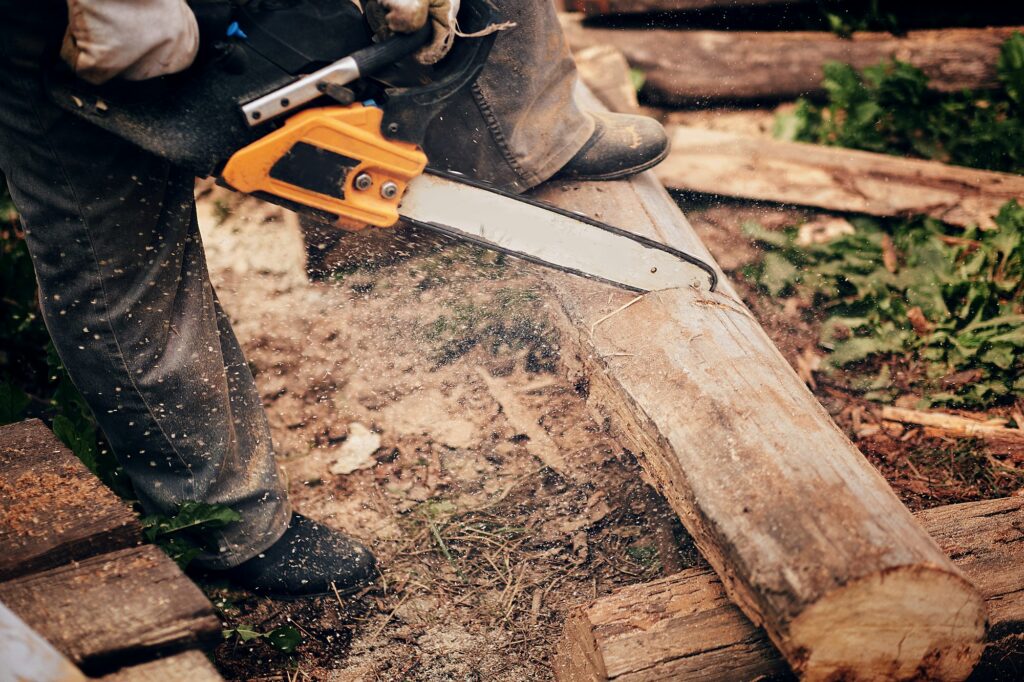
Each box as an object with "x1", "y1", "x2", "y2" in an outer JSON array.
[
  {"x1": 223, "y1": 513, "x2": 377, "y2": 596},
  {"x1": 556, "y1": 112, "x2": 670, "y2": 181}
]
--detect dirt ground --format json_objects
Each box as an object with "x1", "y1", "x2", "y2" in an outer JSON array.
[
  {"x1": 194, "y1": 109, "x2": 1021, "y2": 678},
  {"x1": 196, "y1": 189, "x2": 699, "y2": 681}
]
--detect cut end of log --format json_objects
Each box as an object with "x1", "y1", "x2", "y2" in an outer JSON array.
[{"x1": 787, "y1": 566, "x2": 986, "y2": 681}]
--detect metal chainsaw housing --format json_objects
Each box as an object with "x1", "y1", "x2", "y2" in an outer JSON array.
[{"x1": 46, "y1": 0, "x2": 500, "y2": 176}]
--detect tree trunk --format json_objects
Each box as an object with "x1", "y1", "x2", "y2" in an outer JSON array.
[
  {"x1": 524, "y1": 87, "x2": 987, "y2": 680},
  {"x1": 656, "y1": 126, "x2": 1024, "y2": 229},
  {"x1": 560, "y1": 15, "x2": 1021, "y2": 103},
  {"x1": 552, "y1": 497, "x2": 1024, "y2": 681}
]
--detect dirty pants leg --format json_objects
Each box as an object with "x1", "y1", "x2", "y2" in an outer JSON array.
[
  {"x1": 302, "y1": 0, "x2": 594, "y2": 271},
  {"x1": 0, "y1": 9, "x2": 290, "y2": 569}
]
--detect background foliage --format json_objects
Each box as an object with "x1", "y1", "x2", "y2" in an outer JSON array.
[{"x1": 776, "y1": 33, "x2": 1024, "y2": 174}]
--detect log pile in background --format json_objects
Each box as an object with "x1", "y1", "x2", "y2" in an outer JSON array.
[
  {"x1": 553, "y1": 497, "x2": 1024, "y2": 681},
  {"x1": 560, "y1": 14, "x2": 1021, "y2": 104}
]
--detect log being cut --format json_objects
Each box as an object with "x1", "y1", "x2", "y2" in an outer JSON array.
[
  {"x1": 560, "y1": 15, "x2": 1021, "y2": 103},
  {"x1": 520, "y1": 89, "x2": 987, "y2": 681},
  {"x1": 553, "y1": 497, "x2": 1024, "y2": 681}
]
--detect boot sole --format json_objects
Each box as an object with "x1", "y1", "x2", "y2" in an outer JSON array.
[{"x1": 554, "y1": 144, "x2": 671, "y2": 182}]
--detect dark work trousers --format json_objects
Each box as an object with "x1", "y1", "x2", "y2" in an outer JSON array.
[{"x1": 0, "y1": 0, "x2": 591, "y2": 568}]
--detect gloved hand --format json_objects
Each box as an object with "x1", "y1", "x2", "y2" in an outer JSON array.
[
  {"x1": 378, "y1": 0, "x2": 460, "y2": 65},
  {"x1": 61, "y1": 0, "x2": 200, "y2": 85}
]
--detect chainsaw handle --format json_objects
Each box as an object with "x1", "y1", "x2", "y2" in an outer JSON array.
[{"x1": 352, "y1": 25, "x2": 433, "y2": 77}]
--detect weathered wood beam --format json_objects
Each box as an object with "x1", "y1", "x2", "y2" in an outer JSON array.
[
  {"x1": 560, "y1": 15, "x2": 1022, "y2": 103},
  {"x1": 0, "y1": 419, "x2": 141, "y2": 582},
  {"x1": 656, "y1": 126, "x2": 1024, "y2": 229},
  {"x1": 552, "y1": 497, "x2": 1024, "y2": 681},
  {"x1": 0, "y1": 545, "x2": 221, "y2": 676},
  {"x1": 0, "y1": 600, "x2": 88, "y2": 682},
  {"x1": 523, "y1": 86, "x2": 987, "y2": 679},
  {"x1": 98, "y1": 651, "x2": 225, "y2": 682}
]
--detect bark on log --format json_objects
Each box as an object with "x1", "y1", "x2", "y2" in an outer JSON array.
[
  {"x1": 0, "y1": 545, "x2": 221, "y2": 676},
  {"x1": 656, "y1": 126, "x2": 1024, "y2": 229},
  {"x1": 523, "y1": 87, "x2": 987, "y2": 680},
  {"x1": 552, "y1": 497, "x2": 1024, "y2": 681},
  {"x1": 0, "y1": 419, "x2": 141, "y2": 581},
  {"x1": 559, "y1": 15, "x2": 1022, "y2": 103}
]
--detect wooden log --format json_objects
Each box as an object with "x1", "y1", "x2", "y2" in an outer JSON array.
[
  {"x1": 572, "y1": 45, "x2": 640, "y2": 114},
  {"x1": 553, "y1": 497, "x2": 1024, "y2": 681},
  {"x1": 559, "y1": 15, "x2": 1022, "y2": 103},
  {"x1": 570, "y1": 0, "x2": 804, "y2": 15},
  {"x1": 0, "y1": 599, "x2": 88, "y2": 682},
  {"x1": 0, "y1": 545, "x2": 221, "y2": 676},
  {"x1": 0, "y1": 419, "x2": 141, "y2": 582},
  {"x1": 524, "y1": 86, "x2": 987, "y2": 680},
  {"x1": 98, "y1": 651, "x2": 224, "y2": 682},
  {"x1": 656, "y1": 126, "x2": 1024, "y2": 229}
]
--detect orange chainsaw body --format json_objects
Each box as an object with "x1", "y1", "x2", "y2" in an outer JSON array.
[{"x1": 220, "y1": 104, "x2": 427, "y2": 231}]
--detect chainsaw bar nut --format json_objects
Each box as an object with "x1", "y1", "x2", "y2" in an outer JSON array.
[
  {"x1": 380, "y1": 181, "x2": 399, "y2": 199},
  {"x1": 353, "y1": 172, "x2": 373, "y2": 191}
]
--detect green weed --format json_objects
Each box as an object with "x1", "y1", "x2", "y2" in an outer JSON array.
[
  {"x1": 775, "y1": 33, "x2": 1024, "y2": 174},
  {"x1": 743, "y1": 201, "x2": 1024, "y2": 408},
  {"x1": 420, "y1": 287, "x2": 559, "y2": 372},
  {"x1": 141, "y1": 500, "x2": 242, "y2": 569},
  {"x1": 223, "y1": 624, "x2": 303, "y2": 654}
]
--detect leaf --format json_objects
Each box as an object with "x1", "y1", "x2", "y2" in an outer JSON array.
[
  {"x1": 998, "y1": 31, "x2": 1024, "y2": 105},
  {"x1": 266, "y1": 626, "x2": 303, "y2": 653},
  {"x1": 0, "y1": 381, "x2": 29, "y2": 425},
  {"x1": 758, "y1": 252, "x2": 800, "y2": 296},
  {"x1": 141, "y1": 501, "x2": 242, "y2": 541},
  {"x1": 52, "y1": 414, "x2": 99, "y2": 474}
]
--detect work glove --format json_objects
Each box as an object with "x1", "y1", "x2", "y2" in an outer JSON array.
[
  {"x1": 378, "y1": 0, "x2": 460, "y2": 65},
  {"x1": 61, "y1": 0, "x2": 200, "y2": 85}
]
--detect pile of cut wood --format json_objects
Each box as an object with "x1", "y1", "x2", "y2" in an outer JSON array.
[{"x1": 550, "y1": 2, "x2": 1024, "y2": 680}]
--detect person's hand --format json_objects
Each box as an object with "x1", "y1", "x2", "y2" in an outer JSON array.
[
  {"x1": 378, "y1": 0, "x2": 460, "y2": 65},
  {"x1": 61, "y1": 0, "x2": 199, "y2": 85}
]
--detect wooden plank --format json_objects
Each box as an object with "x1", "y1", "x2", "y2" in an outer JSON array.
[
  {"x1": 0, "y1": 544, "x2": 221, "y2": 676},
  {"x1": 570, "y1": 0, "x2": 804, "y2": 15},
  {"x1": 560, "y1": 15, "x2": 1021, "y2": 103},
  {"x1": 656, "y1": 126, "x2": 1024, "y2": 229},
  {"x1": 0, "y1": 419, "x2": 141, "y2": 581},
  {"x1": 573, "y1": 46, "x2": 640, "y2": 114},
  {"x1": 552, "y1": 497, "x2": 1024, "y2": 681},
  {"x1": 0, "y1": 600, "x2": 88, "y2": 682},
  {"x1": 99, "y1": 651, "x2": 224, "y2": 682},
  {"x1": 523, "y1": 86, "x2": 986, "y2": 680}
]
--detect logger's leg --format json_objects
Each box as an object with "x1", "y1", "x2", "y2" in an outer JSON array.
[
  {"x1": 0, "y1": 8, "x2": 292, "y2": 569},
  {"x1": 422, "y1": 0, "x2": 668, "y2": 192}
]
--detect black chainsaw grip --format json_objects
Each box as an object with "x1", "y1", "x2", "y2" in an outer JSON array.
[{"x1": 353, "y1": 26, "x2": 433, "y2": 76}]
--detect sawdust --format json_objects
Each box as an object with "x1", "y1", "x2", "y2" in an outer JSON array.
[
  {"x1": 0, "y1": 466, "x2": 95, "y2": 542},
  {"x1": 196, "y1": 190, "x2": 696, "y2": 681}
]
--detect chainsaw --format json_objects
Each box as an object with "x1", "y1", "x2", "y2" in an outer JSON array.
[{"x1": 47, "y1": 0, "x2": 716, "y2": 293}]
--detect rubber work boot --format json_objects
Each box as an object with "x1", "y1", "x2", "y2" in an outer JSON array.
[
  {"x1": 556, "y1": 112, "x2": 670, "y2": 181},
  {"x1": 224, "y1": 513, "x2": 377, "y2": 596}
]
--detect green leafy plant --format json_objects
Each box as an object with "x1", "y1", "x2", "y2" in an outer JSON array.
[
  {"x1": 775, "y1": 33, "x2": 1024, "y2": 174},
  {"x1": 743, "y1": 201, "x2": 1024, "y2": 408},
  {"x1": 223, "y1": 624, "x2": 303, "y2": 653},
  {"x1": 1, "y1": 178, "x2": 130, "y2": 496},
  {"x1": 141, "y1": 501, "x2": 242, "y2": 568},
  {"x1": 816, "y1": 0, "x2": 898, "y2": 38}
]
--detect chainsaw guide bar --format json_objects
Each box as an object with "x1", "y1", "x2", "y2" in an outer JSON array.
[{"x1": 400, "y1": 171, "x2": 719, "y2": 293}]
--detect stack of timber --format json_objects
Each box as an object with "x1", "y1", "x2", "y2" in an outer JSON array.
[
  {"x1": 0, "y1": 419, "x2": 223, "y2": 681},
  {"x1": 517, "y1": 86, "x2": 988, "y2": 680},
  {"x1": 553, "y1": 496, "x2": 1024, "y2": 681},
  {"x1": 559, "y1": 12, "x2": 1023, "y2": 104}
]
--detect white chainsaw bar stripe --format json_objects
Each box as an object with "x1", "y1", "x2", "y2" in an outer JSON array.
[{"x1": 400, "y1": 174, "x2": 710, "y2": 292}]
